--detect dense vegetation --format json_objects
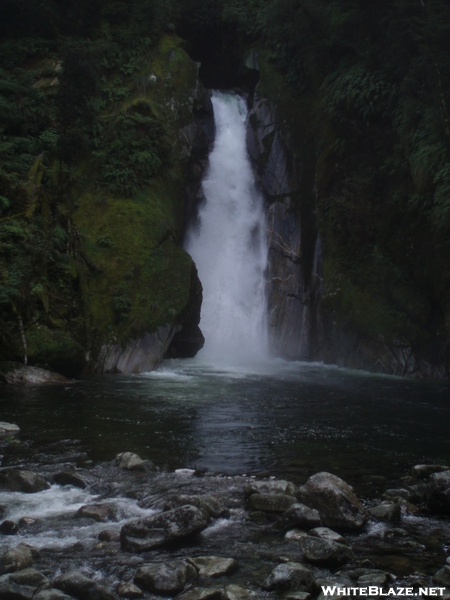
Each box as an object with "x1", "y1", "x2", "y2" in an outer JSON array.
[{"x1": 1, "y1": 0, "x2": 449, "y2": 374}]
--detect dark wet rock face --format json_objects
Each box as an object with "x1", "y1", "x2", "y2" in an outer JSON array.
[
  {"x1": 187, "y1": 556, "x2": 239, "y2": 578},
  {"x1": 247, "y1": 493, "x2": 296, "y2": 513},
  {"x1": 426, "y1": 470, "x2": 450, "y2": 515},
  {"x1": 120, "y1": 505, "x2": 210, "y2": 552},
  {"x1": 0, "y1": 520, "x2": 19, "y2": 535},
  {"x1": 0, "y1": 470, "x2": 50, "y2": 494},
  {"x1": 115, "y1": 452, "x2": 155, "y2": 472},
  {"x1": 368, "y1": 502, "x2": 401, "y2": 522},
  {"x1": 263, "y1": 562, "x2": 315, "y2": 592},
  {"x1": 275, "y1": 503, "x2": 322, "y2": 531},
  {"x1": 53, "y1": 471, "x2": 88, "y2": 489},
  {"x1": 244, "y1": 479, "x2": 297, "y2": 497},
  {"x1": 299, "y1": 535, "x2": 353, "y2": 567},
  {"x1": 296, "y1": 472, "x2": 367, "y2": 531},
  {"x1": 77, "y1": 503, "x2": 118, "y2": 523},
  {"x1": 0, "y1": 545, "x2": 34, "y2": 574},
  {"x1": 134, "y1": 560, "x2": 197, "y2": 595},
  {"x1": 55, "y1": 571, "x2": 118, "y2": 600}
]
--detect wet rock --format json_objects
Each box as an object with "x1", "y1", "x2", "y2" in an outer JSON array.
[
  {"x1": 99, "y1": 530, "x2": 120, "y2": 542},
  {"x1": 0, "y1": 363, "x2": 70, "y2": 384},
  {"x1": 176, "y1": 588, "x2": 223, "y2": 600},
  {"x1": 0, "y1": 578, "x2": 35, "y2": 600},
  {"x1": 447, "y1": 556, "x2": 450, "y2": 565},
  {"x1": 164, "y1": 495, "x2": 230, "y2": 519},
  {"x1": 187, "y1": 557, "x2": 238, "y2": 577},
  {"x1": 223, "y1": 584, "x2": 249, "y2": 599},
  {"x1": 433, "y1": 565, "x2": 450, "y2": 586},
  {"x1": 285, "y1": 594, "x2": 311, "y2": 600},
  {"x1": 285, "y1": 529, "x2": 308, "y2": 541},
  {"x1": 368, "y1": 502, "x2": 401, "y2": 522},
  {"x1": 0, "y1": 520, "x2": 19, "y2": 535},
  {"x1": 134, "y1": 560, "x2": 197, "y2": 595},
  {"x1": 244, "y1": 479, "x2": 297, "y2": 498},
  {"x1": 308, "y1": 527, "x2": 349, "y2": 545},
  {"x1": 0, "y1": 470, "x2": 50, "y2": 493},
  {"x1": 247, "y1": 493, "x2": 296, "y2": 513},
  {"x1": 299, "y1": 536, "x2": 353, "y2": 567},
  {"x1": 296, "y1": 472, "x2": 367, "y2": 531},
  {"x1": 396, "y1": 498, "x2": 420, "y2": 516},
  {"x1": 0, "y1": 545, "x2": 34, "y2": 574},
  {"x1": 358, "y1": 572, "x2": 388, "y2": 585},
  {"x1": 9, "y1": 569, "x2": 49, "y2": 588},
  {"x1": 382, "y1": 488, "x2": 410, "y2": 501},
  {"x1": 116, "y1": 582, "x2": 143, "y2": 599},
  {"x1": 0, "y1": 422, "x2": 20, "y2": 437},
  {"x1": 34, "y1": 591, "x2": 74, "y2": 600},
  {"x1": 54, "y1": 571, "x2": 118, "y2": 600},
  {"x1": 246, "y1": 511, "x2": 266, "y2": 522},
  {"x1": 77, "y1": 503, "x2": 118, "y2": 522},
  {"x1": 115, "y1": 452, "x2": 155, "y2": 472},
  {"x1": 276, "y1": 503, "x2": 322, "y2": 531},
  {"x1": 264, "y1": 562, "x2": 315, "y2": 592},
  {"x1": 426, "y1": 470, "x2": 450, "y2": 515},
  {"x1": 18, "y1": 518, "x2": 38, "y2": 528},
  {"x1": 53, "y1": 471, "x2": 87, "y2": 489},
  {"x1": 411, "y1": 465, "x2": 450, "y2": 479},
  {"x1": 120, "y1": 505, "x2": 209, "y2": 552}
]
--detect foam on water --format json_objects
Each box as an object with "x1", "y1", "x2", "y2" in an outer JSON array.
[{"x1": 185, "y1": 92, "x2": 268, "y2": 367}]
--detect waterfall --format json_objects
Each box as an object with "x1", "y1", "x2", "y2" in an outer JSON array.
[{"x1": 185, "y1": 92, "x2": 269, "y2": 365}]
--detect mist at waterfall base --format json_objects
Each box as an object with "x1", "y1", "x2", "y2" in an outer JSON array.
[{"x1": 185, "y1": 92, "x2": 269, "y2": 366}]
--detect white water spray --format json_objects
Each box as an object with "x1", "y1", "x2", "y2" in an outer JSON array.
[{"x1": 186, "y1": 92, "x2": 268, "y2": 365}]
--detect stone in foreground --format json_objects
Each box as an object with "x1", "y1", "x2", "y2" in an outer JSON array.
[
  {"x1": 9, "y1": 569, "x2": 49, "y2": 588},
  {"x1": 244, "y1": 479, "x2": 297, "y2": 498},
  {"x1": 299, "y1": 536, "x2": 353, "y2": 567},
  {"x1": 0, "y1": 470, "x2": 50, "y2": 494},
  {"x1": 176, "y1": 588, "x2": 223, "y2": 600},
  {"x1": 296, "y1": 472, "x2": 367, "y2": 531},
  {"x1": 264, "y1": 562, "x2": 315, "y2": 591},
  {"x1": 187, "y1": 556, "x2": 238, "y2": 577},
  {"x1": 411, "y1": 464, "x2": 450, "y2": 479},
  {"x1": 0, "y1": 422, "x2": 20, "y2": 437},
  {"x1": 77, "y1": 503, "x2": 118, "y2": 523},
  {"x1": 55, "y1": 571, "x2": 118, "y2": 600},
  {"x1": 426, "y1": 470, "x2": 450, "y2": 515},
  {"x1": 369, "y1": 502, "x2": 401, "y2": 522},
  {"x1": 0, "y1": 578, "x2": 35, "y2": 600},
  {"x1": 120, "y1": 505, "x2": 209, "y2": 552},
  {"x1": 276, "y1": 503, "x2": 322, "y2": 531},
  {"x1": 308, "y1": 527, "x2": 349, "y2": 545},
  {"x1": 35, "y1": 591, "x2": 74, "y2": 600},
  {"x1": 116, "y1": 582, "x2": 143, "y2": 599},
  {"x1": 247, "y1": 493, "x2": 296, "y2": 513},
  {"x1": 115, "y1": 452, "x2": 155, "y2": 472},
  {"x1": 134, "y1": 561, "x2": 197, "y2": 595},
  {"x1": 53, "y1": 471, "x2": 87, "y2": 489},
  {"x1": 0, "y1": 545, "x2": 34, "y2": 574},
  {"x1": 433, "y1": 565, "x2": 450, "y2": 587},
  {"x1": 164, "y1": 495, "x2": 229, "y2": 519},
  {"x1": 223, "y1": 584, "x2": 249, "y2": 599}
]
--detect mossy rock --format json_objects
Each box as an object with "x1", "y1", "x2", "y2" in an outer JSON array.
[{"x1": 26, "y1": 325, "x2": 86, "y2": 378}]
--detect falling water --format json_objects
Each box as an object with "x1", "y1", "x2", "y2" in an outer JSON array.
[{"x1": 185, "y1": 92, "x2": 268, "y2": 365}]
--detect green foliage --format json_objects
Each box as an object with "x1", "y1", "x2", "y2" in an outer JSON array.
[{"x1": 93, "y1": 111, "x2": 168, "y2": 196}]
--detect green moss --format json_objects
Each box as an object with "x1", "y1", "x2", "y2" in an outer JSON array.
[{"x1": 26, "y1": 324, "x2": 86, "y2": 378}]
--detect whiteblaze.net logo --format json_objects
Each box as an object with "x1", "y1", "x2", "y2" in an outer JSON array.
[{"x1": 321, "y1": 587, "x2": 447, "y2": 597}]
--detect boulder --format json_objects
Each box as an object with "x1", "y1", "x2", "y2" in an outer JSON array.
[
  {"x1": 55, "y1": 572, "x2": 118, "y2": 600},
  {"x1": 35, "y1": 591, "x2": 74, "y2": 600},
  {"x1": 358, "y1": 572, "x2": 388, "y2": 585},
  {"x1": 0, "y1": 363, "x2": 70, "y2": 384},
  {"x1": 276, "y1": 503, "x2": 322, "y2": 531},
  {"x1": 0, "y1": 578, "x2": 35, "y2": 600},
  {"x1": 299, "y1": 536, "x2": 353, "y2": 567},
  {"x1": 433, "y1": 566, "x2": 450, "y2": 587},
  {"x1": 411, "y1": 465, "x2": 450, "y2": 479},
  {"x1": 98, "y1": 530, "x2": 120, "y2": 543},
  {"x1": 120, "y1": 505, "x2": 209, "y2": 552},
  {"x1": 247, "y1": 493, "x2": 296, "y2": 513},
  {"x1": 368, "y1": 502, "x2": 401, "y2": 522},
  {"x1": 18, "y1": 518, "x2": 38, "y2": 528},
  {"x1": 116, "y1": 583, "x2": 143, "y2": 599},
  {"x1": 223, "y1": 584, "x2": 249, "y2": 599},
  {"x1": 9, "y1": 569, "x2": 49, "y2": 588},
  {"x1": 0, "y1": 545, "x2": 34, "y2": 574},
  {"x1": 187, "y1": 556, "x2": 238, "y2": 577},
  {"x1": 164, "y1": 495, "x2": 229, "y2": 519},
  {"x1": 244, "y1": 479, "x2": 297, "y2": 498},
  {"x1": 134, "y1": 561, "x2": 197, "y2": 595},
  {"x1": 0, "y1": 422, "x2": 20, "y2": 437},
  {"x1": 53, "y1": 471, "x2": 87, "y2": 489},
  {"x1": 308, "y1": 527, "x2": 349, "y2": 545},
  {"x1": 285, "y1": 594, "x2": 311, "y2": 600},
  {"x1": 0, "y1": 520, "x2": 19, "y2": 535},
  {"x1": 0, "y1": 470, "x2": 50, "y2": 493},
  {"x1": 115, "y1": 453, "x2": 155, "y2": 472},
  {"x1": 285, "y1": 529, "x2": 308, "y2": 541},
  {"x1": 264, "y1": 562, "x2": 315, "y2": 591},
  {"x1": 296, "y1": 472, "x2": 367, "y2": 531},
  {"x1": 77, "y1": 503, "x2": 118, "y2": 523},
  {"x1": 176, "y1": 588, "x2": 223, "y2": 600},
  {"x1": 382, "y1": 489, "x2": 410, "y2": 501},
  {"x1": 426, "y1": 470, "x2": 450, "y2": 515}
]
